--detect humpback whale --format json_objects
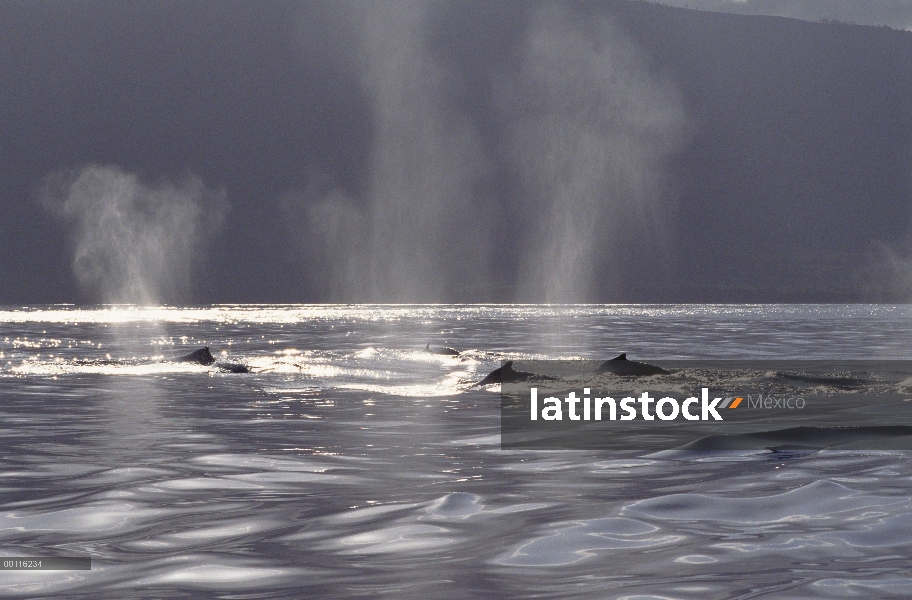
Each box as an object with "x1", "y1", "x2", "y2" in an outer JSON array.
[
  {"x1": 175, "y1": 346, "x2": 216, "y2": 366},
  {"x1": 595, "y1": 353, "x2": 668, "y2": 376},
  {"x1": 476, "y1": 361, "x2": 554, "y2": 386},
  {"x1": 774, "y1": 372, "x2": 865, "y2": 389},
  {"x1": 175, "y1": 348, "x2": 251, "y2": 372},
  {"x1": 216, "y1": 361, "x2": 251, "y2": 373},
  {"x1": 670, "y1": 425, "x2": 912, "y2": 452},
  {"x1": 425, "y1": 343, "x2": 460, "y2": 356}
]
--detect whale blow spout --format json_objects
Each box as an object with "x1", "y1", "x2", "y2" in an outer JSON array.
[
  {"x1": 594, "y1": 353, "x2": 668, "y2": 376},
  {"x1": 175, "y1": 346, "x2": 216, "y2": 366}
]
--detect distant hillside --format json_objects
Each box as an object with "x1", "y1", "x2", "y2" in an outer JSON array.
[
  {"x1": 1, "y1": 0, "x2": 910, "y2": 303},
  {"x1": 601, "y1": 1, "x2": 912, "y2": 301}
]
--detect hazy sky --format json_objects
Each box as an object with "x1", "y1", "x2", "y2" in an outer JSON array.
[{"x1": 2, "y1": 0, "x2": 911, "y2": 304}]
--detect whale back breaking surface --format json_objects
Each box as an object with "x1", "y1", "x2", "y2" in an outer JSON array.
[
  {"x1": 480, "y1": 353, "x2": 668, "y2": 386},
  {"x1": 477, "y1": 361, "x2": 553, "y2": 386},
  {"x1": 668, "y1": 425, "x2": 912, "y2": 453},
  {"x1": 425, "y1": 343, "x2": 460, "y2": 356},
  {"x1": 216, "y1": 361, "x2": 250, "y2": 373},
  {"x1": 175, "y1": 346, "x2": 216, "y2": 366},
  {"x1": 595, "y1": 353, "x2": 668, "y2": 376},
  {"x1": 476, "y1": 361, "x2": 515, "y2": 386}
]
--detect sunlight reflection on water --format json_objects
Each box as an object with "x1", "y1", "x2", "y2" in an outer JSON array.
[{"x1": 2, "y1": 305, "x2": 912, "y2": 598}]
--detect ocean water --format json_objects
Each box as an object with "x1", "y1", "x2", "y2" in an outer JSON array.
[{"x1": 2, "y1": 304, "x2": 912, "y2": 599}]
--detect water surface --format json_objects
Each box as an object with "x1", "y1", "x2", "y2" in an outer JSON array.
[{"x1": 2, "y1": 304, "x2": 912, "y2": 598}]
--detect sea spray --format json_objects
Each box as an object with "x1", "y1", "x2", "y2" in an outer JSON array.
[
  {"x1": 284, "y1": 0, "x2": 494, "y2": 303},
  {"x1": 40, "y1": 165, "x2": 228, "y2": 305},
  {"x1": 284, "y1": 2, "x2": 687, "y2": 306},
  {"x1": 39, "y1": 165, "x2": 228, "y2": 439},
  {"x1": 497, "y1": 4, "x2": 688, "y2": 303}
]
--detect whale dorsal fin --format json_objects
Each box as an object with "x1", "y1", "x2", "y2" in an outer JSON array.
[
  {"x1": 425, "y1": 343, "x2": 430, "y2": 351},
  {"x1": 612, "y1": 353, "x2": 627, "y2": 361},
  {"x1": 503, "y1": 360, "x2": 514, "y2": 371}
]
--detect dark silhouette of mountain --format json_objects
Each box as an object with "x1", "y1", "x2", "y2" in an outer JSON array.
[
  {"x1": 600, "y1": 1, "x2": 912, "y2": 301},
  {"x1": 1, "y1": 1, "x2": 909, "y2": 303}
]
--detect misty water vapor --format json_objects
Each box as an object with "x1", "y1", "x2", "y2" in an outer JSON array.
[
  {"x1": 500, "y1": 4, "x2": 688, "y2": 301},
  {"x1": 41, "y1": 165, "x2": 227, "y2": 304},
  {"x1": 286, "y1": 0, "x2": 492, "y2": 302},
  {"x1": 286, "y1": 1, "x2": 687, "y2": 302}
]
